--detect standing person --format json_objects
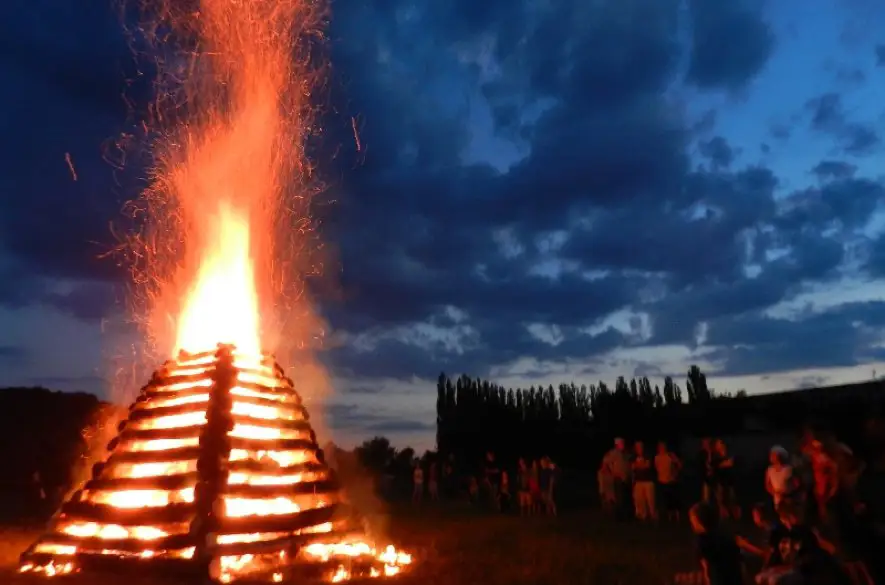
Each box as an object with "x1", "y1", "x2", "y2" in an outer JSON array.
[
  {"x1": 516, "y1": 458, "x2": 532, "y2": 516},
  {"x1": 483, "y1": 451, "x2": 501, "y2": 511},
  {"x1": 795, "y1": 434, "x2": 817, "y2": 520},
  {"x1": 427, "y1": 459, "x2": 439, "y2": 502},
  {"x1": 632, "y1": 441, "x2": 657, "y2": 521},
  {"x1": 468, "y1": 475, "x2": 479, "y2": 504},
  {"x1": 602, "y1": 438, "x2": 631, "y2": 519},
  {"x1": 442, "y1": 454, "x2": 456, "y2": 500},
  {"x1": 499, "y1": 469, "x2": 512, "y2": 513},
  {"x1": 655, "y1": 441, "x2": 683, "y2": 521},
  {"x1": 712, "y1": 439, "x2": 739, "y2": 520},
  {"x1": 765, "y1": 446, "x2": 797, "y2": 509},
  {"x1": 412, "y1": 461, "x2": 424, "y2": 505},
  {"x1": 808, "y1": 439, "x2": 838, "y2": 524},
  {"x1": 598, "y1": 459, "x2": 616, "y2": 515},
  {"x1": 528, "y1": 459, "x2": 542, "y2": 515},
  {"x1": 539, "y1": 457, "x2": 557, "y2": 516},
  {"x1": 698, "y1": 438, "x2": 715, "y2": 503}
]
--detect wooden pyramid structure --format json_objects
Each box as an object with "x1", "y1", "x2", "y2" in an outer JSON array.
[{"x1": 19, "y1": 345, "x2": 410, "y2": 583}]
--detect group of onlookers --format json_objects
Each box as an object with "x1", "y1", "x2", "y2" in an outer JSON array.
[
  {"x1": 411, "y1": 451, "x2": 559, "y2": 516},
  {"x1": 596, "y1": 427, "x2": 884, "y2": 584},
  {"x1": 407, "y1": 423, "x2": 884, "y2": 583},
  {"x1": 598, "y1": 437, "x2": 692, "y2": 522},
  {"x1": 688, "y1": 427, "x2": 883, "y2": 585}
]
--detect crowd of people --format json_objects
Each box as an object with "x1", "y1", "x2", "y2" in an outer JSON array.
[
  {"x1": 410, "y1": 451, "x2": 560, "y2": 516},
  {"x1": 404, "y1": 422, "x2": 883, "y2": 585},
  {"x1": 678, "y1": 428, "x2": 882, "y2": 585}
]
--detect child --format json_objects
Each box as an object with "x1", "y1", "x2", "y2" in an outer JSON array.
[
  {"x1": 765, "y1": 446, "x2": 797, "y2": 509},
  {"x1": 690, "y1": 502, "x2": 744, "y2": 585}
]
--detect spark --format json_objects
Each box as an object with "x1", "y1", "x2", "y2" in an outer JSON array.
[{"x1": 64, "y1": 152, "x2": 78, "y2": 181}]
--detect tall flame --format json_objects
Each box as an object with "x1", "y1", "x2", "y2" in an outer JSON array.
[
  {"x1": 125, "y1": 0, "x2": 325, "y2": 359},
  {"x1": 174, "y1": 203, "x2": 260, "y2": 355}
]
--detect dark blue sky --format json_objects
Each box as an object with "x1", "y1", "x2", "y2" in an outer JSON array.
[{"x1": 2, "y1": 0, "x2": 885, "y2": 449}]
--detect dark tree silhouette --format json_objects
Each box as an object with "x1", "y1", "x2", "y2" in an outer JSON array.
[
  {"x1": 686, "y1": 365, "x2": 711, "y2": 404},
  {"x1": 355, "y1": 436, "x2": 396, "y2": 473}
]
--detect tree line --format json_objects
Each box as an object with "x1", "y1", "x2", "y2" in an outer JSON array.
[{"x1": 434, "y1": 365, "x2": 746, "y2": 470}]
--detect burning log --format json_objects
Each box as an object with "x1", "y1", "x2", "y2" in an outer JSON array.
[{"x1": 20, "y1": 345, "x2": 411, "y2": 583}]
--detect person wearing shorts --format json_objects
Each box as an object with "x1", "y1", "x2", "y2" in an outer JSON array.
[{"x1": 655, "y1": 441, "x2": 683, "y2": 521}]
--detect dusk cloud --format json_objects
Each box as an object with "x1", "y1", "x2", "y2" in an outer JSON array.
[{"x1": 2, "y1": 0, "x2": 885, "y2": 447}]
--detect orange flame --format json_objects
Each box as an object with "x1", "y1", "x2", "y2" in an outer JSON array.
[
  {"x1": 125, "y1": 0, "x2": 326, "y2": 358},
  {"x1": 174, "y1": 203, "x2": 260, "y2": 354}
]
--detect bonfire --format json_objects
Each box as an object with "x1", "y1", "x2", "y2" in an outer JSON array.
[
  {"x1": 19, "y1": 0, "x2": 411, "y2": 581},
  {"x1": 19, "y1": 345, "x2": 411, "y2": 582}
]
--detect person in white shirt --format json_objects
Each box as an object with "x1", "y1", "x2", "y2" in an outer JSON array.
[{"x1": 764, "y1": 446, "x2": 797, "y2": 508}]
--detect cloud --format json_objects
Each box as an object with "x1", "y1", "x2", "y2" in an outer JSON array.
[
  {"x1": 812, "y1": 160, "x2": 857, "y2": 181},
  {"x1": 705, "y1": 301, "x2": 885, "y2": 376},
  {"x1": 3, "y1": 0, "x2": 885, "y2": 405},
  {"x1": 699, "y1": 136, "x2": 735, "y2": 169},
  {"x1": 325, "y1": 402, "x2": 431, "y2": 437},
  {"x1": 805, "y1": 93, "x2": 880, "y2": 156},
  {"x1": 685, "y1": 0, "x2": 775, "y2": 90},
  {"x1": 0, "y1": 345, "x2": 28, "y2": 361},
  {"x1": 366, "y1": 420, "x2": 434, "y2": 433}
]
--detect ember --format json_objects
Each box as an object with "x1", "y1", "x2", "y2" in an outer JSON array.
[{"x1": 19, "y1": 345, "x2": 412, "y2": 582}]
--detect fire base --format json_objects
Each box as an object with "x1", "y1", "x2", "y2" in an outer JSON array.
[{"x1": 19, "y1": 345, "x2": 410, "y2": 583}]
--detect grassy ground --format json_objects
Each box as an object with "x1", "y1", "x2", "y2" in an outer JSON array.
[{"x1": 0, "y1": 505, "x2": 702, "y2": 585}]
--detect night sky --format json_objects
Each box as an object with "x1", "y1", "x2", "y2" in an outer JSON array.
[{"x1": 2, "y1": 0, "x2": 885, "y2": 450}]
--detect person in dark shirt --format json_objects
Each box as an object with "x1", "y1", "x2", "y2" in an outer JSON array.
[
  {"x1": 713, "y1": 439, "x2": 740, "y2": 520},
  {"x1": 689, "y1": 502, "x2": 743, "y2": 585},
  {"x1": 538, "y1": 457, "x2": 555, "y2": 516}
]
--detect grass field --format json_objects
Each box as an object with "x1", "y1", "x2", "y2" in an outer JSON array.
[{"x1": 0, "y1": 505, "x2": 702, "y2": 585}]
